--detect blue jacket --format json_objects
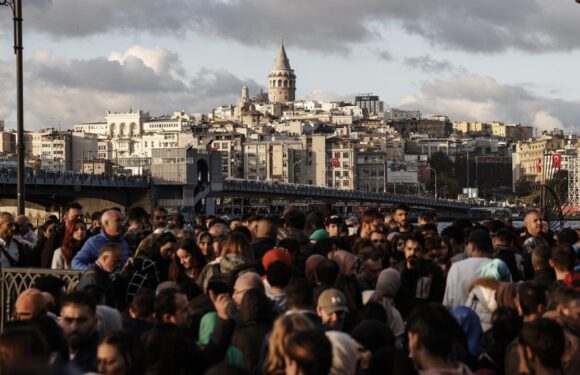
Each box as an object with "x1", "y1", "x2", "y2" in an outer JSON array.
[{"x1": 71, "y1": 230, "x2": 129, "y2": 270}]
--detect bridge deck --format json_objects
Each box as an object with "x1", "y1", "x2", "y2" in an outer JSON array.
[
  {"x1": 215, "y1": 179, "x2": 473, "y2": 211},
  {"x1": 0, "y1": 171, "x2": 150, "y2": 188}
]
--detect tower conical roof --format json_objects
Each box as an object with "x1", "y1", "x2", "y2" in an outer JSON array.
[{"x1": 272, "y1": 42, "x2": 292, "y2": 70}]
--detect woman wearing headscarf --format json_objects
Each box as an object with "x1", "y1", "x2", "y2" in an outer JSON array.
[
  {"x1": 329, "y1": 250, "x2": 360, "y2": 276},
  {"x1": 325, "y1": 331, "x2": 359, "y2": 375},
  {"x1": 363, "y1": 268, "x2": 404, "y2": 348},
  {"x1": 305, "y1": 254, "x2": 326, "y2": 284}
]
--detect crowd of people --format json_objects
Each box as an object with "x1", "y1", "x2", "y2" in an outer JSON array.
[{"x1": 0, "y1": 202, "x2": 578, "y2": 375}]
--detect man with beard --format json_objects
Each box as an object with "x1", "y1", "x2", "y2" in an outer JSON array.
[
  {"x1": 0, "y1": 212, "x2": 32, "y2": 267},
  {"x1": 394, "y1": 232, "x2": 445, "y2": 318},
  {"x1": 58, "y1": 292, "x2": 100, "y2": 373},
  {"x1": 392, "y1": 204, "x2": 413, "y2": 233}
]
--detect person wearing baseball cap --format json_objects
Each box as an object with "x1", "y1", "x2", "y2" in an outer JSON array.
[{"x1": 316, "y1": 288, "x2": 349, "y2": 330}]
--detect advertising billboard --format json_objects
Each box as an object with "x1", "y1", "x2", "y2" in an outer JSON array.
[{"x1": 387, "y1": 161, "x2": 418, "y2": 184}]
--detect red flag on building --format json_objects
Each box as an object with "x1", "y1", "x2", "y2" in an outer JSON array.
[
  {"x1": 332, "y1": 158, "x2": 340, "y2": 168},
  {"x1": 552, "y1": 153, "x2": 562, "y2": 169},
  {"x1": 535, "y1": 158, "x2": 542, "y2": 173}
]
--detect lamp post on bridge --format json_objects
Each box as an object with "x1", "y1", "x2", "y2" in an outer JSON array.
[
  {"x1": 425, "y1": 166, "x2": 438, "y2": 199},
  {"x1": 1, "y1": 0, "x2": 24, "y2": 214}
]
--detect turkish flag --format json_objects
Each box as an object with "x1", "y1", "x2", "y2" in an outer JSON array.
[
  {"x1": 332, "y1": 158, "x2": 340, "y2": 168},
  {"x1": 535, "y1": 158, "x2": 542, "y2": 173},
  {"x1": 553, "y1": 153, "x2": 562, "y2": 169}
]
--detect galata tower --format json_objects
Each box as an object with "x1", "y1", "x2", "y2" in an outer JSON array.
[{"x1": 268, "y1": 42, "x2": 296, "y2": 104}]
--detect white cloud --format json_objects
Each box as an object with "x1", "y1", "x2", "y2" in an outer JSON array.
[
  {"x1": 108, "y1": 46, "x2": 182, "y2": 76},
  {"x1": 532, "y1": 111, "x2": 563, "y2": 133},
  {"x1": 400, "y1": 74, "x2": 580, "y2": 129},
  {"x1": 302, "y1": 90, "x2": 348, "y2": 102},
  {"x1": 0, "y1": 47, "x2": 263, "y2": 130},
  {"x1": 4, "y1": 1, "x2": 580, "y2": 54}
]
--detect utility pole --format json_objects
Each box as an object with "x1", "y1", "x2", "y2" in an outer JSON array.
[
  {"x1": 2, "y1": 0, "x2": 25, "y2": 214},
  {"x1": 466, "y1": 149, "x2": 469, "y2": 189}
]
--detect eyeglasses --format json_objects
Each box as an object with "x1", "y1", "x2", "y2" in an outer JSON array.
[{"x1": 372, "y1": 239, "x2": 386, "y2": 243}]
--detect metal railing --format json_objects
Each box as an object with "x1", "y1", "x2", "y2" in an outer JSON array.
[{"x1": 0, "y1": 268, "x2": 83, "y2": 330}]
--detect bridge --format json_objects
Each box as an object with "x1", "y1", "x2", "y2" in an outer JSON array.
[
  {"x1": 213, "y1": 179, "x2": 472, "y2": 213},
  {"x1": 0, "y1": 170, "x2": 151, "y2": 211},
  {"x1": 0, "y1": 168, "x2": 473, "y2": 217}
]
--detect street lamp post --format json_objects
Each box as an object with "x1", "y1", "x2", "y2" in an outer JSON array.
[
  {"x1": 426, "y1": 166, "x2": 438, "y2": 199},
  {"x1": 1, "y1": 0, "x2": 24, "y2": 214}
]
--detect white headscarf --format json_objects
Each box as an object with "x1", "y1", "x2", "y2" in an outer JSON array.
[{"x1": 325, "y1": 331, "x2": 359, "y2": 375}]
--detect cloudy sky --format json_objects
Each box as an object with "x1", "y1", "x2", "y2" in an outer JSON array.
[{"x1": 1, "y1": 0, "x2": 580, "y2": 131}]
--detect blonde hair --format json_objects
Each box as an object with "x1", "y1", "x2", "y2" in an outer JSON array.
[{"x1": 263, "y1": 314, "x2": 314, "y2": 375}]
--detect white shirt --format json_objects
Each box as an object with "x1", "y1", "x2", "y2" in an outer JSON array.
[{"x1": 443, "y1": 257, "x2": 492, "y2": 308}]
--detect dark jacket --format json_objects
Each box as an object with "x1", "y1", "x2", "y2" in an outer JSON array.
[
  {"x1": 57, "y1": 331, "x2": 100, "y2": 373},
  {"x1": 76, "y1": 263, "x2": 119, "y2": 307},
  {"x1": 532, "y1": 268, "x2": 556, "y2": 289},
  {"x1": 144, "y1": 318, "x2": 235, "y2": 375},
  {"x1": 231, "y1": 289, "x2": 274, "y2": 373},
  {"x1": 394, "y1": 259, "x2": 446, "y2": 319},
  {"x1": 252, "y1": 238, "x2": 277, "y2": 263},
  {"x1": 122, "y1": 315, "x2": 154, "y2": 340},
  {"x1": 495, "y1": 246, "x2": 523, "y2": 282}
]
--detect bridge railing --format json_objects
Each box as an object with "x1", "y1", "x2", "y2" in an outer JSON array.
[
  {"x1": 0, "y1": 268, "x2": 83, "y2": 331},
  {"x1": 221, "y1": 179, "x2": 472, "y2": 210},
  {"x1": 0, "y1": 168, "x2": 150, "y2": 188}
]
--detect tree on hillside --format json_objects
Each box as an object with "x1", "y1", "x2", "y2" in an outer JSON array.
[{"x1": 428, "y1": 152, "x2": 453, "y2": 176}]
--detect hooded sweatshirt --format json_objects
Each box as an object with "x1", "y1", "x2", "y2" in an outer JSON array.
[{"x1": 464, "y1": 277, "x2": 500, "y2": 332}]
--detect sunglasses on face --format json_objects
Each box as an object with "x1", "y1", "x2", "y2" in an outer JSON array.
[{"x1": 372, "y1": 239, "x2": 386, "y2": 243}]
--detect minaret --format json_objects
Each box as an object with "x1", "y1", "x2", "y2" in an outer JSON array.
[
  {"x1": 268, "y1": 41, "x2": 296, "y2": 104},
  {"x1": 241, "y1": 86, "x2": 250, "y2": 104}
]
